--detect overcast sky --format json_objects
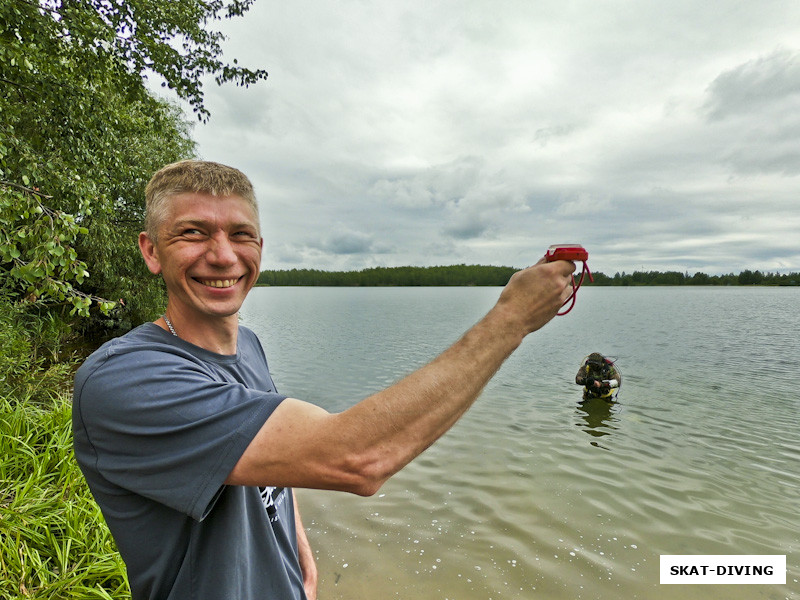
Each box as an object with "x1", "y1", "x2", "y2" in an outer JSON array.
[{"x1": 172, "y1": 0, "x2": 800, "y2": 275}]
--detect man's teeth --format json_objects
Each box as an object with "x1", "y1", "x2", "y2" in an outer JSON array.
[{"x1": 199, "y1": 279, "x2": 238, "y2": 288}]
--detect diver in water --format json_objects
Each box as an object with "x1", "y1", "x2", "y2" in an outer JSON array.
[{"x1": 576, "y1": 353, "x2": 621, "y2": 400}]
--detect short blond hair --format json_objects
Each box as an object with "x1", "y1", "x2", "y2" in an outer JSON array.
[{"x1": 144, "y1": 160, "x2": 259, "y2": 241}]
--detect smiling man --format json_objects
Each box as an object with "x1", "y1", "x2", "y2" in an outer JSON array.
[
  {"x1": 138, "y1": 172, "x2": 264, "y2": 354},
  {"x1": 72, "y1": 160, "x2": 576, "y2": 600}
]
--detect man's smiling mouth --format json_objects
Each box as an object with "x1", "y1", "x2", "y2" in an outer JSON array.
[{"x1": 195, "y1": 277, "x2": 242, "y2": 288}]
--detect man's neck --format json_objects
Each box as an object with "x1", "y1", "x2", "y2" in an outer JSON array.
[{"x1": 159, "y1": 310, "x2": 239, "y2": 355}]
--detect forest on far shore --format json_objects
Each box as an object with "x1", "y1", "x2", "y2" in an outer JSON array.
[{"x1": 257, "y1": 265, "x2": 800, "y2": 287}]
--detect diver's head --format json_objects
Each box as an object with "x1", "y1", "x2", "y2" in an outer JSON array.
[{"x1": 586, "y1": 352, "x2": 607, "y2": 366}]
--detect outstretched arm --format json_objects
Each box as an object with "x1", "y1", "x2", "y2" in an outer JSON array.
[{"x1": 227, "y1": 260, "x2": 575, "y2": 495}]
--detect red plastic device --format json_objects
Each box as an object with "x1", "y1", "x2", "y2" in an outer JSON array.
[
  {"x1": 544, "y1": 244, "x2": 589, "y2": 263},
  {"x1": 543, "y1": 244, "x2": 593, "y2": 315}
]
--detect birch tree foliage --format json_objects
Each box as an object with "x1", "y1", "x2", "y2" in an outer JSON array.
[{"x1": 0, "y1": 0, "x2": 267, "y2": 320}]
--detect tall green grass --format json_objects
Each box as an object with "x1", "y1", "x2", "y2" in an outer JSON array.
[
  {"x1": 1, "y1": 296, "x2": 129, "y2": 598},
  {"x1": 1, "y1": 395, "x2": 130, "y2": 599}
]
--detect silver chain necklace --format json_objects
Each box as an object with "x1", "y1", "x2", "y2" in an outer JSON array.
[{"x1": 163, "y1": 314, "x2": 178, "y2": 337}]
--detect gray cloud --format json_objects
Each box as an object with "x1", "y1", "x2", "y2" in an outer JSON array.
[
  {"x1": 704, "y1": 48, "x2": 800, "y2": 121},
  {"x1": 701, "y1": 48, "x2": 800, "y2": 176},
  {"x1": 312, "y1": 230, "x2": 383, "y2": 256},
  {"x1": 443, "y1": 217, "x2": 490, "y2": 241}
]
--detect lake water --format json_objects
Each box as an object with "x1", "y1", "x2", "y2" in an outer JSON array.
[{"x1": 240, "y1": 286, "x2": 799, "y2": 600}]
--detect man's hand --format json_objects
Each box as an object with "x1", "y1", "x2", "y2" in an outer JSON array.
[{"x1": 494, "y1": 258, "x2": 577, "y2": 334}]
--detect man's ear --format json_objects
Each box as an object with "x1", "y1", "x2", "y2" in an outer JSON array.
[{"x1": 138, "y1": 232, "x2": 162, "y2": 275}]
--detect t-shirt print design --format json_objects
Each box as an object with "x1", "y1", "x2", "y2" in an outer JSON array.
[{"x1": 259, "y1": 486, "x2": 286, "y2": 523}]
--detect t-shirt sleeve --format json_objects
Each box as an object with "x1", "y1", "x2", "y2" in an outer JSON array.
[{"x1": 75, "y1": 348, "x2": 285, "y2": 521}]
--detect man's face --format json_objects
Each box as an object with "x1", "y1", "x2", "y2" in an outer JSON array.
[{"x1": 139, "y1": 192, "x2": 263, "y2": 323}]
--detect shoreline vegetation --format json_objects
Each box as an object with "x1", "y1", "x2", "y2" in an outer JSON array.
[
  {"x1": 1, "y1": 299, "x2": 129, "y2": 599},
  {"x1": 257, "y1": 265, "x2": 800, "y2": 287}
]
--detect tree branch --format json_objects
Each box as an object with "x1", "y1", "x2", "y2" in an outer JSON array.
[
  {"x1": 0, "y1": 76, "x2": 36, "y2": 93},
  {"x1": 0, "y1": 180, "x2": 54, "y2": 200}
]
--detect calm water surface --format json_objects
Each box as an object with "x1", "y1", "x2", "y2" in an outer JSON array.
[{"x1": 240, "y1": 286, "x2": 799, "y2": 600}]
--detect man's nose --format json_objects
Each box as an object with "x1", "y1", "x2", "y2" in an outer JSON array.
[{"x1": 207, "y1": 233, "x2": 238, "y2": 265}]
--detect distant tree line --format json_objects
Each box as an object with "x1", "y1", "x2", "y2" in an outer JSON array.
[
  {"x1": 258, "y1": 264, "x2": 518, "y2": 286},
  {"x1": 258, "y1": 266, "x2": 800, "y2": 286},
  {"x1": 590, "y1": 269, "x2": 799, "y2": 286}
]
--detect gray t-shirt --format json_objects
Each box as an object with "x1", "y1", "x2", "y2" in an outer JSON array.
[{"x1": 73, "y1": 323, "x2": 305, "y2": 600}]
